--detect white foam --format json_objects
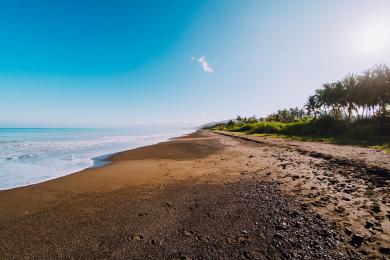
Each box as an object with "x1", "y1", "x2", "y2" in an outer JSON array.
[{"x1": 0, "y1": 128, "x2": 193, "y2": 190}]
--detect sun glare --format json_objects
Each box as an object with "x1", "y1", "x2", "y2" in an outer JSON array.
[{"x1": 354, "y1": 21, "x2": 390, "y2": 54}]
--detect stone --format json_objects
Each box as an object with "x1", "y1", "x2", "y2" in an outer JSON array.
[
  {"x1": 372, "y1": 203, "x2": 381, "y2": 213},
  {"x1": 131, "y1": 234, "x2": 144, "y2": 241},
  {"x1": 274, "y1": 232, "x2": 284, "y2": 239},
  {"x1": 335, "y1": 206, "x2": 345, "y2": 213},
  {"x1": 379, "y1": 247, "x2": 390, "y2": 255},
  {"x1": 344, "y1": 227, "x2": 353, "y2": 235},
  {"x1": 183, "y1": 230, "x2": 192, "y2": 236},
  {"x1": 351, "y1": 234, "x2": 364, "y2": 247},
  {"x1": 150, "y1": 238, "x2": 162, "y2": 245},
  {"x1": 365, "y1": 220, "x2": 374, "y2": 229}
]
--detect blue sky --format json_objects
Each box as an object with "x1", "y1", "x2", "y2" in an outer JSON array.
[{"x1": 1, "y1": 0, "x2": 390, "y2": 127}]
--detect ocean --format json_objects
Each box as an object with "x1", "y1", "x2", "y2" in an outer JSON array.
[{"x1": 0, "y1": 127, "x2": 193, "y2": 190}]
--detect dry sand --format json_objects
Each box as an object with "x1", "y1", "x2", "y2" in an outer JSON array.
[{"x1": 0, "y1": 130, "x2": 389, "y2": 259}]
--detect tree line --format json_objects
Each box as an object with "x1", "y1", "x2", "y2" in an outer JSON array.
[
  {"x1": 248, "y1": 64, "x2": 390, "y2": 124},
  {"x1": 305, "y1": 64, "x2": 390, "y2": 122}
]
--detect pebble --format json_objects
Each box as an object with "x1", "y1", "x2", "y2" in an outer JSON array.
[
  {"x1": 131, "y1": 234, "x2": 144, "y2": 241},
  {"x1": 365, "y1": 220, "x2": 374, "y2": 229},
  {"x1": 183, "y1": 230, "x2": 192, "y2": 236},
  {"x1": 274, "y1": 232, "x2": 284, "y2": 239},
  {"x1": 351, "y1": 234, "x2": 364, "y2": 247},
  {"x1": 379, "y1": 247, "x2": 390, "y2": 255},
  {"x1": 371, "y1": 203, "x2": 381, "y2": 213},
  {"x1": 150, "y1": 238, "x2": 163, "y2": 245},
  {"x1": 344, "y1": 227, "x2": 353, "y2": 235}
]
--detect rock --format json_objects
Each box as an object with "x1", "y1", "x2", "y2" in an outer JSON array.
[
  {"x1": 365, "y1": 220, "x2": 374, "y2": 229},
  {"x1": 274, "y1": 232, "x2": 284, "y2": 239},
  {"x1": 379, "y1": 247, "x2": 390, "y2": 255},
  {"x1": 237, "y1": 234, "x2": 250, "y2": 243},
  {"x1": 291, "y1": 175, "x2": 300, "y2": 181},
  {"x1": 344, "y1": 227, "x2": 353, "y2": 235},
  {"x1": 320, "y1": 229, "x2": 331, "y2": 237},
  {"x1": 359, "y1": 249, "x2": 368, "y2": 255},
  {"x1": 294, "y1": 221, "x2": 302, "y2": 228},
  {"x1": 290, "y1": 210, "x2": 299, "y2": 218},
  {"x1": 372, "y1": 203, "x2": 381, "y2": 213},
  {"x1": 374, "y1": 215, "x2": 385, "y2": 221},
  {"x1": 183, "y1": 230, "x2": 192, "y2": 236},
  {"x1": 150, "y1": 238, "x2": 162, "y2": 245},
  {"x1": 131, "y1": 234, "x2": 144, "y2": 241},
  {"x1": 242, "y1": 251, "x2": 253, "y2": 259},
  {"x1": 341, "y1": 197, "x2": 351, "y2": 201},
  {"x1": 275, "y1": 222, "x2": 288, "y2": 230},
  {"x1": 366, "y1": 236, "x2": 377, "y2": 243},
  {"x1": 373, "y1": 225, "x2": 383, "y2": 232},
  {"x1": 351, "y1": 234, "x2": 364, "y2": 247}
]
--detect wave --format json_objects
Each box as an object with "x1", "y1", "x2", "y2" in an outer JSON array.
[{"x1": 0, "y1": 128, "x2": 192, "y2": 190}]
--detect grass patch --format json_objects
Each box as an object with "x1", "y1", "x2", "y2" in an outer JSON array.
[
  {"x1": 369, "y1": 144, "x2": 390, "y2": 154},
  {"x1": 208, "y1": 117, "x2": 390, "y2": 152}
]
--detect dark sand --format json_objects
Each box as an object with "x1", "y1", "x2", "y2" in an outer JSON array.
[{"x1": 0, "y1": 130, "x2": 388, "y2": 259}]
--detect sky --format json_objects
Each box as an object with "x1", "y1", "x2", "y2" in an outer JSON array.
[{"x1": 1, "y1": 0, "x2": 390, "y2": 128}]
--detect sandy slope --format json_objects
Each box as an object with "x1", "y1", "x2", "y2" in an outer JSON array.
[
  {"x1": 215, "y1": 130, "x2": 390, "y2": 257},
  {"x1": 0, "y1": 130, "x2": 388, "y2": 258}
]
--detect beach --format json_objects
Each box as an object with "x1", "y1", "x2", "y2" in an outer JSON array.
[{"x1": 0, "y1": 130, "x2": 389, "y2": 258}]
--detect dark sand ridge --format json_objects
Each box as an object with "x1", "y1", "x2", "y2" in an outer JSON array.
[{"x1": 0, "y1": 130, "x2": 388, "y2": 258}]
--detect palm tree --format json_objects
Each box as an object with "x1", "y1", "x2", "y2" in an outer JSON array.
[
  {"x1": 305, "y1": 95, "x2": 319, "y2": 118},
  {"x1": 373, "y1": 64, "x2": 390, "y2": 118},
  {"x1": 343, "y1": 74, "x2": 358, "y2": 122},
  {"x1": 316, "y1": 85, "x2": 329, "y2": 115},
  {"x1": 357, "y1": 70, "x2": 371, "y2": 118}
]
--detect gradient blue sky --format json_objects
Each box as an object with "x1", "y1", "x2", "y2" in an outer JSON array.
[{"x1": 1, "y1": 0, "x2": 390, "y2": 127}]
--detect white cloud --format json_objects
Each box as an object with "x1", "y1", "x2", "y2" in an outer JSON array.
[{"x1": 191, "y1": 56, "x2": 214, "y2": 73}]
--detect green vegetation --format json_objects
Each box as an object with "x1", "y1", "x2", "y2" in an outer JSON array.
[{"x1": 206, "y1": 64, "x2": 390, "y2": 152}]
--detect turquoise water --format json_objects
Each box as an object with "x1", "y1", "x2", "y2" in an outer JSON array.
[{"x1": 0, "y1": 127, "x2": 192, "y2": 190}]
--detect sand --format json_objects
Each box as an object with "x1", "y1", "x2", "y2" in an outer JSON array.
[{"x1": 0, "y1": 130, "x2": 389, "y2": 258}]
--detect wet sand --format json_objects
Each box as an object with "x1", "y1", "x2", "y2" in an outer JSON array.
[{"x1": 0, "y1": 130, "x2": 388, "y2": 258}]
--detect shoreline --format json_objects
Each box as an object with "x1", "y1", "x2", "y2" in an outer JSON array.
[
  {"x1": 1, "y1": 130, "x2": 388, "y2": 258},
  {"x1": 0, "y1": 130, "x2": 194, "y2": 192}
]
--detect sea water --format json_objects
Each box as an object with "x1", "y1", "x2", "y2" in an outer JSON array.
[{"x1": 0, "y1": 127, "x2": 193, "y2": 190}]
